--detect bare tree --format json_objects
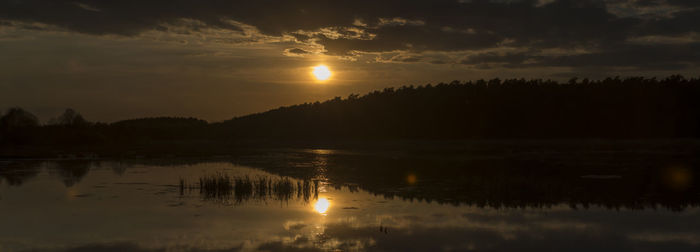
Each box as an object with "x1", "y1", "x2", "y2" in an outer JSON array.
[
  {"x1": 48, "y1": 108, "x2": 88, "y2": 126},
  {"x1": 0, "y1": 107, "x2": 39, "y2": 131}
]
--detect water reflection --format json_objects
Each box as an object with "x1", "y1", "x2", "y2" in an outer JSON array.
[
  {"x1": 237, "y1": 148, "x2": 700, "y2": 211},
  {"x1": 2, "y1": 156, "x2": 700, "y2": 210},
  {"x1": 314, "y1": 197, "x2": 330, "y2": 214},
  {"x1": 663, "y1": 165, "x2": 694, "y2": 191},
  {"x1": 0, "y1": 161, "x2": 41, "y2": 186},
  {"x1": 48, "y1": 161, "x2": 91, "y2": 187},
  {"x1": 406, "y1": 173, "x2": 417, "y2": 185},
  {"x1": 1, "y1": 159, "x2": 700, "y2": 252}
]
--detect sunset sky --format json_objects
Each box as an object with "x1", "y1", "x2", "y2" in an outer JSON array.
[{"x1": 1, "y1": 0, "x2": 699, "y2": 122}]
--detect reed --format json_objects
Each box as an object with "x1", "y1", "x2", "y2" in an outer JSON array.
[{"x1": 180, "y1": 173, "x2": 319, "y2": 204}]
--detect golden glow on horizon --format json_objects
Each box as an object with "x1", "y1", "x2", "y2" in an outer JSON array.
[
  {"x1": 314, "y1": 197, "x2": 330, "y2": 214},
  {"x1": 312, "y1": 65, "x2": 332, "y2": 81}
]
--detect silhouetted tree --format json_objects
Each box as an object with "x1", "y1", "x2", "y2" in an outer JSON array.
[
  {"x1": 217, "y1": 75, "x2": 700, "y2": 140},
  {"x1": 1, "y1": 76, "x2": 700, "y2": 151},
  {"x1": 0, "y1": 107, "x2": 39, "y2": 130},
  {"x1": 0, "y1": 107, "x2": 40, "y2": 144},
  {"x1": 48, "y1": 108, "x2": 89, "y2": 127}
]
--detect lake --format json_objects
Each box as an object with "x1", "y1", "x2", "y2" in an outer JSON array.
[{"x1": 1, "y1": 142, "x2": 700, "y2": 251}]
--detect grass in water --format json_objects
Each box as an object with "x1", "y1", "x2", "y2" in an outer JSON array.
[{"x1": 180, "y1": 173, "x2": 319, "y2": 204}]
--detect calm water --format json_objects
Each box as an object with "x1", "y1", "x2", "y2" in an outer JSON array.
[{"x1": 1, "y1": 146, "x2": 700, "y2": 251}]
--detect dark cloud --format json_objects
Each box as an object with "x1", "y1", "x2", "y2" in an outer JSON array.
[
  {"x1": 285, "y1": 48, "x2": 313, "y2": 56},
  {"x1": 635, "y1": 0, "x2": 700, "y2": 7},
  {"x1": 287, "y1": 48, "x2": 311, "y2": 54},
  {"x1": 20, "y1": 242, "x2": 244, "y2": 252},
  {"x1": 0, "y1": 0, "x2": 698, "y2": 70},
  {"x1": 460, "y1": 43, "x2": 700, "y2": 70},
  {"x1": 318, "y1": 25, "x2": 505, "y2": 55},
  {"x1": 638, "y1": 9, "x2": 700, "y2": 36}
]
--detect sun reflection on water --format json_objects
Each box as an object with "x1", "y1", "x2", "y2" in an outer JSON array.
[{"x1": 314, "y1": 197, "x2": 330, "y2": 214}]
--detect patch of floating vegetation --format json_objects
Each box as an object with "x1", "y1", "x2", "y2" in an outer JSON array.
[{"x1": 179, "y1": 173, "x2": 319, "y2": 205}]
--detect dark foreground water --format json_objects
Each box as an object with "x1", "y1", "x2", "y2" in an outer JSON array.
[{"x1": 1, "y1": 144, "x2": 700, "y2": 251}]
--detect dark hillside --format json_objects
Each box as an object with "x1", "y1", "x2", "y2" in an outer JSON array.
[
  {"x1": 2, "y1": 76, "x2": 700, "y2": 157},
  {"x1": 217, "y1": 76, "x2": 700, "y2": 140}
]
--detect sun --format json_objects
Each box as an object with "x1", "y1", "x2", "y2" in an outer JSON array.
[{"x1": 312, "y1": 65, "x2": 332, "y2": 81}]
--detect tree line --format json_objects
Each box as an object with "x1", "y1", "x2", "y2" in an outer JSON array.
[
  {"x1": 216, "y1": 75, "x2": 700, "y2": 139},
  {"x1": 2, "y1": 76, "x2": 700, "y2": 150}
]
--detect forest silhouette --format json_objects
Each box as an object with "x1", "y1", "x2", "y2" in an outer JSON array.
[{"x1": 1, "y1": 76, "x2": 700, "y2": 156}]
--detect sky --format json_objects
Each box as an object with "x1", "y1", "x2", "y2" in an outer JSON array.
[{"x1": 1, "y1": 0, "x2": 699, "y2": 122}]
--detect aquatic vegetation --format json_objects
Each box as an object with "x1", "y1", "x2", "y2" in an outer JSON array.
[{"x1": 180, "y1": 173, "x2": 319, "y2": 204}]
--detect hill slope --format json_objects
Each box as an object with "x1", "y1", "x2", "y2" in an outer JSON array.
[
  {"x1": 216, "y1": 76, "x2": 700, "y2": 139},
  {"x1": 2, "y1": 76, "x2": 700, "y2": 155}
]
